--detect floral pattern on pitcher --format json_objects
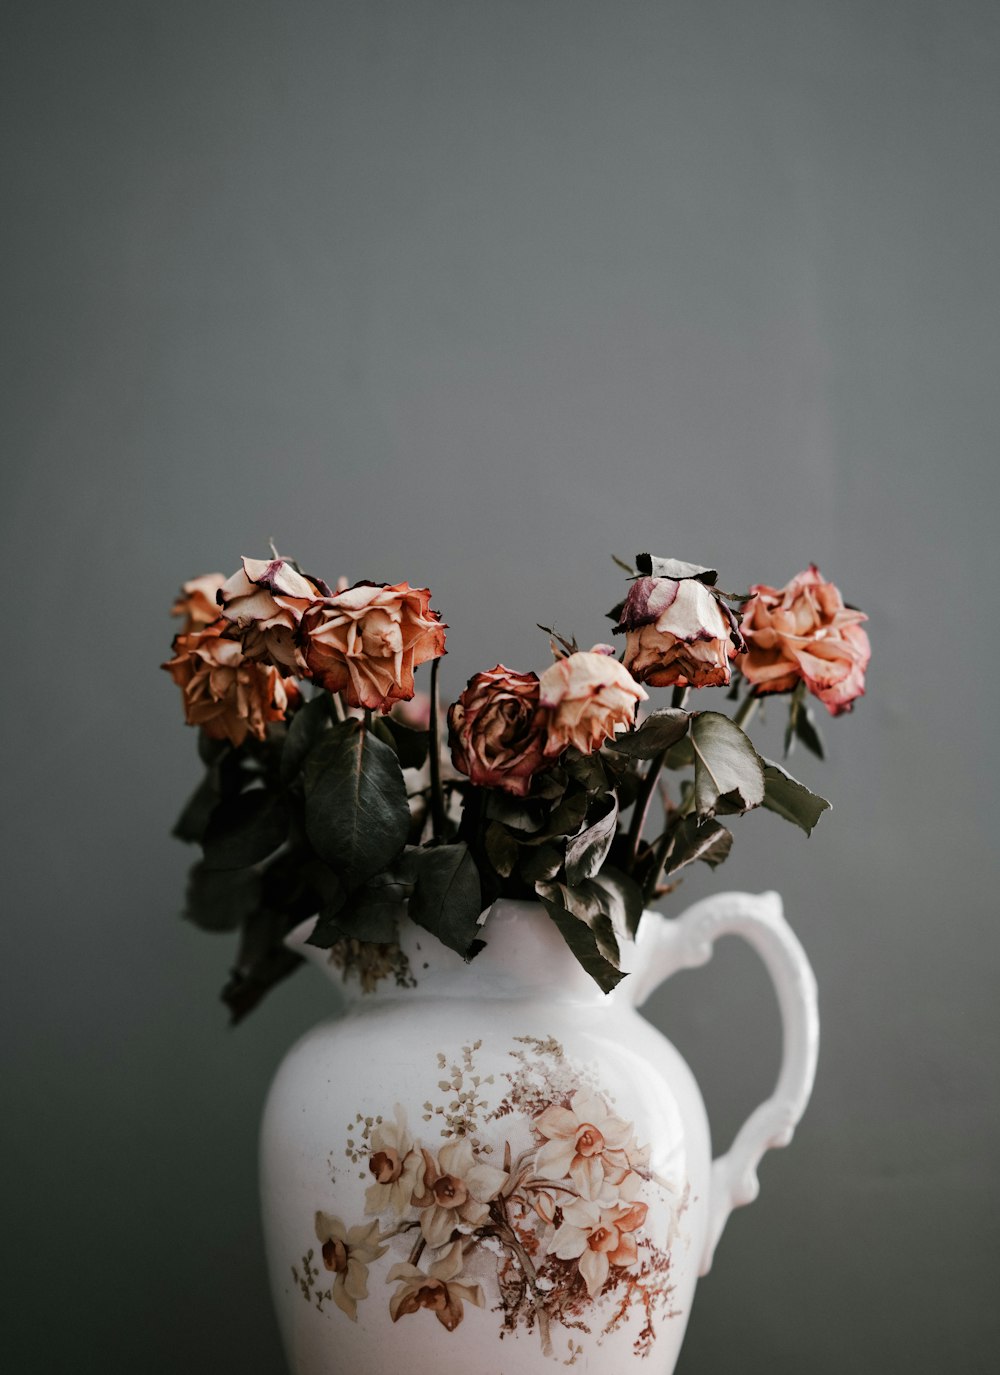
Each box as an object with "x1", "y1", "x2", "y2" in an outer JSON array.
[{"x1": 293, "y1": 1037, "x2": 687, "y2": 1360}]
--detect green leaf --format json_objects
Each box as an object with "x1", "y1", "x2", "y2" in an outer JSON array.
[
  {"x1": 221, "y1": 908, "x2": 304, "y2": 1024},
  {"x1": 281, "y1": 693, "x2": 332, "y2": 784},
  {"x1": 607, "y1": 709, "x2": 691, "y2": 760},
  {"x1": 304, "y1": 719, "x2": 410, "y2": 889},
  {"x1": 201, "y1": 790, "x2": 289, "y2": 870},
  {"x1": 565, "y1": 794, "x2": 619, "y2": 885},
  {"x1": 689, "y1": 712, "x2": 765, "y2": 816},
  {"x1": 172, "y1": 773, "x2": 220, "y2": 843},
  {"x1": 379, "y1": 717, "x2": 430, "y2": 770},
  {"x1": 535, "y1": 882, "x2": 626, "y2": 994},
  {"x1": 408, "y1": 843, "x2": 485, "y2": 959},
  {"x1": 308, "y1": 876, "x2": 404, "y2": 948},
  {"x1": 183, "y1": 861, "x2": 262, "y2": 932},
  {"x1": 589, "y1": 866, "x2": 646, "y2": 940},
  {"x1": 783, "y1": 687, "x2": 801, "y2": 759},
  {"x1": 300, "y1": 863, "x2": 347, "y2": 948},
  {"x1": 795, "y1": 703, "x2": 826, "y2": 760},
  {"x1": 762, "y1": 762, "x2": 831, "y2": 836},
  {"x1": 561, "y1": 749, "x2": 610, "y2": 794},
  {"x1": 663, "y1": 736, "x2": 695, "y2": 770},
  {"x1": 484, "y1": 793, "x2": 547, "y2": 835},
  {"x1": 518, "y1": 842, "x2": 565, "y2": 883},
  {"x1": 519, "y1": 791, "x2": 589, "y2": 846},
  {"x1": 484, "y1": 821, "x2": 520, "y2": 879},
  {"x1": 662, "y1": 815, "x2": 733, "y2": 878}
]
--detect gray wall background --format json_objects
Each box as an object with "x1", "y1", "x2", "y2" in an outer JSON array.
[{"x1": 3, "y1": 2, "x2": 998, "y2": 1371}]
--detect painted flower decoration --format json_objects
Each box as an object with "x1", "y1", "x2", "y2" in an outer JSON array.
[
  {"x1": 364, "y1": 1107, "x2": 425, "y2": 1218},
  {"x1": 387, "y1": 1239, "x2": 485, "y2": 1331},
  {"x1": 410, "y1": 1138, "x2": 508, "y2": 1247},
  {"x1": 448, "y1": 665, "x2": 548, "y2": 796},
  {"x1": 219, "y1": 556, "x2": 330, "y2": 673},
  {"x1": 532, "y1": 1088, "x2": 640, "y2": 1202},
  {"x1": 539, "y1": 650, "x2": 647, "y2": 757},
  {"x1": 162, "y1": 623, "x2": 299, "y2": 745},
  {"x1": 302, "y1": 582, "x2": 446, "y2": 713},
  {"x1": 737, "y1": 566, "x2": 870, "y2": 715},
  {"x1": 549, "y1": 1198, "x2": 649, "y2": 1298},
  {"x1": 314, "y1": 1213, "x2": 387, "y2": 1321},
  {"x1": 170, "y1": 573, "x2": 226, "y2": 632},
  {"x1": 616, "y1": 575, "x2": 744, "y2": 690}
]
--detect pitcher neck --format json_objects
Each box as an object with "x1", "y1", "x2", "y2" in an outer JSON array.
[{"x1": 288, "y1": 898, "x2": 631, "y2": 1006}]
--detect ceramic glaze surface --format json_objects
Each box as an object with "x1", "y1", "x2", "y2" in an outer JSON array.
[{"x1": 260, "y1": 893, "x2": 818, "y2": 1375}]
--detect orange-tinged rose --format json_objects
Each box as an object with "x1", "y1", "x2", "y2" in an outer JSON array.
[
  {"x1": 738, "y1": 566, "x2": 870, "y2": 716},
  {"x1": 448, "y1": 666, "x2": 548, "y2": 796},
  {"x1": 539, "y1": 650, "x2": 647, "y2": 757},
  {"x1": 617, "y1": 576, "x2": 742, "y2": 689},
  {"x1": 162, "y1": 623, "x2": 299, "y2": 745},
  {"x1": 302, "y1": 582, "x2": 446, "y2": 713},
  {"x1": 219, "y1": 556, "x2": 329, "y2": 673},
  {"x1": 170, "y1": 573, "x2": 227, "y2": 632}
]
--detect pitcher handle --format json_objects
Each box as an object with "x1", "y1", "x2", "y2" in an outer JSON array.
[{"x1": 630, "y1": 890, "x2": 819, "y2": 1275}]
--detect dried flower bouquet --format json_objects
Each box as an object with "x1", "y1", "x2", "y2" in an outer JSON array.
[{"x1": 163, "y1": 552, "x2": 869, "y2": 1020}]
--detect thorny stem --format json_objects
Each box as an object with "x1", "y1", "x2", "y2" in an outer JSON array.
[
  {"x1": 428, "y1": 656, "x2": 446, "y2": 843},
  {"x1": 625, "y1": 685, "x2": 690, "y2": 873}
]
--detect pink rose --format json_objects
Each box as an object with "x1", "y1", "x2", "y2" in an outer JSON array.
[
  {"x1": 170, "y1": 573, "x2": 227, "y2": 632},
  {"x1": 301, "y1": 582, "x2": 447, "y2": 713},
  {"x1": 162, "y1": 623, "x2": 300, "y2": 745},
  {"x1": 616, "y1": 576, "x2": 742, "y2": 689},
  {"x1": 737, "y1": 566, "x2": 870, "y2": 716},
  {"x1": 448, "y1": 666, "x2": 548, "y2": 796},
  {"x1": 218, "y1": 556, "x2": 330, "y2": 673},
  {"x1": 539, "y1": 650, "x2": 647, "y2": 757}
]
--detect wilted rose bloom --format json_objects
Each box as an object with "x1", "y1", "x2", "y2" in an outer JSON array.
[
  {"x1": 170, "y1": 573, "x2": 227, "y2": 632},
  {"x1": 448, "y1": 666, "x2": 548, "y2": 796},
  {"x1": 617, "y1": 576, "x2": 742, "y2": 690},
  {"x1": 539, "y1": 650, "x2": 647, "y2": 757},
  {"x1": 219, "y1": 556, "x2": 329, "y2": 673},
  {"x1": 737, "y1": 566, "x2": 870, "y2": 716},
  {"x1": 302, "y1": 582, "x2": 446, "y2": 713},
  {"x1": 162, "y1": 623, "x2": 299, "y2": 745}
]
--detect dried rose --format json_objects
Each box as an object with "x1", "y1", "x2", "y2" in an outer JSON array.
[
  {"x1": 737, "y1": 566, "x2": 870, "y2": 716},
  {"x1": 219, "y1": 556, "x2": 330, "y2": 673},
  {"x1": 539, "y1": 650, "x2": 647, "y2": 757},
  {"x1": 162, "y1": 623, "x2": 299, "y2": 746},
  {"x1": 170, "y1": 573, "x2": 227, "y2": 632},
  {"x1": 301, "y1": 582, "x2": 446, "y2": 713},
  {"x1": 448, "y1": 666, "x2": 548, "y2": 797},
  {"x1": 616, "y1": 575, "x2": 743, "y2": 689}
]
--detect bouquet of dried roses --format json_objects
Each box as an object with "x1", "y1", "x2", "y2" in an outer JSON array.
[{"x1": 163, "y1": 553, "x2": 869, "y2": 1020}]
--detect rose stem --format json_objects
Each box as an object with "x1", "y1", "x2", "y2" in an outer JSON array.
[
  {"x1": 732, "y1": 692, "x2": 759, "y2": 731},
  {"x1": 329, "y1": 690, "x2": 345, "y2": 722},
  {"x1": 624, "y1": 685, "x2": 690, "y2": 873},
  {"x1": 428, "y1": 656, "x2": 446, "y2": 843}
]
